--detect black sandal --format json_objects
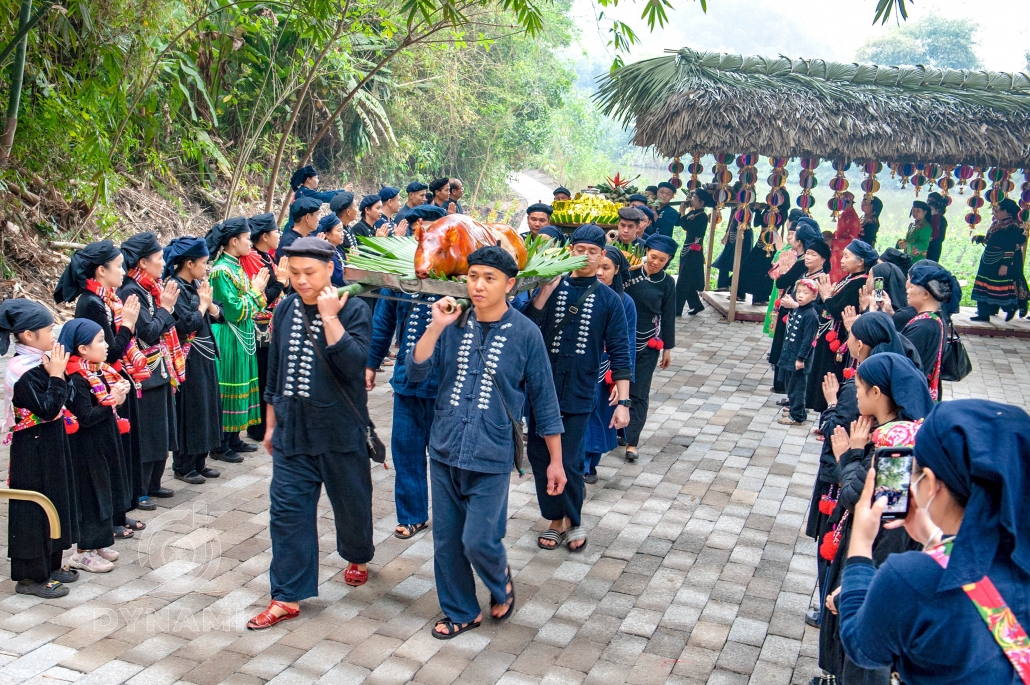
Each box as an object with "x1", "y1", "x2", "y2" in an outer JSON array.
[
  {"x1": 124, "y1": 518, "x2": 146, "y2": 531},
  {"x1": 113, "y1": 526, "x2": 134, "y2": 539},
  {"x1": 431, "y1": 617, "x2": 482, "y2": 640},
  {"x1": 537, "y1": 528, "x2": 567, "y2": 550},
  {"x1": 394, "y1": 522, "x2": 429, "y2": 540},
  {"x1": 490, "y1": 566, "x2": 515, "y2": 621}
]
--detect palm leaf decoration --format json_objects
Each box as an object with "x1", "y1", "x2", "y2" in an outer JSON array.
[
  {"x1": 348, "y1": 236, "x2": 586, "y2": 280},
  {"x1": 595, "y1": 47, "x2": 1030, "y2": 168}
]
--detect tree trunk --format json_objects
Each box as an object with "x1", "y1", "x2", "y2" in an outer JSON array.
[{"x1": 0, "y1": 0, "x2": 32, "y2": 167}]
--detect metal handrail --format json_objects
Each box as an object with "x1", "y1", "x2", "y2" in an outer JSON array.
[{"x1": 0, "y1": 489, "x2": 61, "y2": 538}]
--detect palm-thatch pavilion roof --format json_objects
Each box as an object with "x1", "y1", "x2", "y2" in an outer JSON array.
[{"x1": 596, "y1": 47, "x2": 1030, "y2": 168}]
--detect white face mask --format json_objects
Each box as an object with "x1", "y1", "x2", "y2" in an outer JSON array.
[{"x1": 914, "y1": 472, "x2": 940, "y2": 520}]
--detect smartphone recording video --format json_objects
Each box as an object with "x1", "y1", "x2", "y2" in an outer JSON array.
[
  {"x1": 874, "y1": 446, "x2": 914, "y2": 521},
  {"x1": 874, "y1": 276, "x2": 884, "y2": 302}
]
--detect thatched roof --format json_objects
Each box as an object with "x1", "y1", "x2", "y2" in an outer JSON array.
[{"x1": 596, "y1": 47, "x2": 1030, "y2": 168}]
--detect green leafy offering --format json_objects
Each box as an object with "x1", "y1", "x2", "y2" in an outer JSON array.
[{"x1": 347, "y1": 235, "x2": 587, "y2": 280}]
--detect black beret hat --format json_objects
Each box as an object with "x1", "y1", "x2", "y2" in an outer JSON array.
[
  {"x1": 281, "y1": 236, "x2": 337, "y2": 262},
  {"x1": 467, "y1": 245, "x2": 519, "y2": 278},
  {"x1": 526, "y1": 203, "x2": 553, "y2": 216},
  {"x1": 329, "y1": 191, "x2": 355, "y2": 213},
  {"x1": 406, "y1": 181, "x2": 428, "y2": 194},
  {"x1": 618, "y1": 206, "x2": 645, "y2": 222},
  {"x1": 290, "y1": 196, "x2": 322, "y2": 221},
  {"x1": 406, "y1": 205, "x2": 448, "y2": 223},
  {"x1": 552, "y1": 186, "x2": 571, "y2": 196}
]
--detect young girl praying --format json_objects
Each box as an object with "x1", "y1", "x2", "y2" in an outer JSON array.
[{"x1": 61, "y1": 319, "x2": 132, "y2": 573}]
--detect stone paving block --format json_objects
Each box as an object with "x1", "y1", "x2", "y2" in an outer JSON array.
[
  {"x1": 412, "y1": 652, "x2": 470, "y2": 685},
  {"x1": 2, "y1": 643, "x2": 78, "y2": 679},
  {"x1": 126, "y1": 655, "x2": 198, "y2": 685}
]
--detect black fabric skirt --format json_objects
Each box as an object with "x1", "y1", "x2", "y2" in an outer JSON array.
[
  {"x1": 176, "y1": 349, "x2": 223, "y2": 456},
  {"x1": 138, "y1": 382, "x2": 177, "y2": 463}
]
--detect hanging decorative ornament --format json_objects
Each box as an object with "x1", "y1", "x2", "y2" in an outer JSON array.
[
  {"x1": 827, "y1": 160, "x2": 851, "y2": 221},
  {"x1": 936, "y1": 164, "x2": 955, "y2": 206},
  {"x1": 925, "y1": 163, "x2": 942, "y2": 191},
  {"x1": 683, "y1": 155, "x2": 702, "y2": 192},
  {"x1": 860, "y1": 160, "x2": 882, "y2": 209},
  {"x1": 797, "y1": 157, "x2": 819, "y2": 216},
  {"x1": 985, "y1": 167, "x2": 1011, "y2": 205},
  {"x1": 765, "y1": 157, "x2": 789, "y2": 256},
  {"x1": 965, "y1": 167, "x2": 986, "y2": 232},
  {"x1": 734, "y1": 153, "x2": 758, "y2": 227},
  {"x1": 711, "y1": 153, "x2": 735, "y2": 225},
  {"x1": 955, "y1": 165, "x2": 975, "y2": 195},
  {"x1": 888, "y1": 162, "x2": 898, "y2": 181},
  {"x1": 911, "y1": 163, "x2": 929, "y2": 197},
  {"x1": 668, "y1": 157, "x2": 684, "y2": 191},
  {"x1": 1019, "y1": 169, "x2": 1030, "y2": 230},
  {"x1": 897, "y1": 162, "x2": 915, "y2": 189}
]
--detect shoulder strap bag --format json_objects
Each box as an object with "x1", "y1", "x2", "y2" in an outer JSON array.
[
  {"x1": 298, "y1": 305, "x2": 387, "y2": 464},
  {"x1": 473, "y1": 325, "x2": 526, "y2": 476},
  {"x1": 545, "y1": 280, "x2": 600, "y2": 345},
  {"x1": 940, "y1": 324, "x2": 972, "y2": 382}
]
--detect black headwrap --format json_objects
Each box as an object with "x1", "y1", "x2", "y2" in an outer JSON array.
[
  {"x1": 359, "y1": 194, "x2": 382, "y2": 212},
  {"x1": 879, "y1": 247, "x2": 912, "y2": 272},
  {"x1": 856, "y1": 352, "x2": 933, "y2": 422},
  {"x1": 657, "y1": 182, "x2": 675, "y2": 192},
  {"x1": 603, "y1": 245, "x2": 631, "y2": 296},
  {"x1": 538, "y1": 226, "x2": 567, "y2": 246},
  {"x1": 638, "y1": 206, "x2": 655, "y2": 224},
  {"x1": 428, "y1": 178, "x2": 450, "y2": 194},
  {"x1": 205, "y1": 217, "x2": 250, "y2": 254},
  {"x1": 552, "y1": 186, "x2": 571, "y2": 197},
  {"x1": 807, "y1": 239, "x2": 831, "y2": 261},
  {"x1": 627, "y1": 194, "x2": 648, "y2": 203},
  {"x1": 845, "y1": 239, "x2": 878, "y2": 268},
  {"x1": 281, "y1": 236, "x2": 336, "y2": 262},
  {"x1": 249, "y1": 213, "x2": 279, "y2": 240},
  {"x1": 467, "y1": 245, "x2": 518, "y2": 278},
  {"x1": 908, "y1": 260, "x2": 961, "y2": 315},
  {"x1": 911, "y1": 200, "x2": 931, "y2": 214},
  {"x1": 290, "y1": 165, "x2": 318, "y2": 191},
  {"x1": 162, "y1": 236, "x2": 209, "y2": 279},
  {"x1": 693, "y1": 188, "x2": 715, "y2": 208},
  {"x1": 787, "y1": 208, "x2": 806, "y2": 224},
  {"x1": 407, "y1": 205, "x2": 448, "y2": 223},
  {"x1": 794, "y1": 220, "x2": 823, "y2": 250},
  {"x1": 915, "y1": 400, "x2": 1030, "y2": 591},
  {"x1": 867, "y1": 196, "x2": 884, "y2": 217},
  {"x1": 571, "y1": 224, "x2": 606, "y2": 248},
  {"x1": 0, "y1": 299, "x2": 54, "y2": 355},
  {"x1": 644, "y1": 185, "x2": 658, "y2": 194},
  {"x1": 526, "y1": 203, "x2": 553, "y2": 216},
  {"x1": 997, "y1": 197, "x2": 1021, "y2": 218},
  {"x1": 330, "y1": 191, "x2": 355, "y2": 214},
  {"x1": 53, "y1": 240, "x2": 122, "y2": 304},
  {"x1": 851, "y1": 311, "x2": 905, "y2": 357},
  {"x1": 645, "y1": 234, "x2": 678, "y2": 258},
  {"x1": 926, "y1": 192, "x2": 947, "y2": 212},
  {"x1": 121, "y1": 232, "x2": 163, "y2": 270},
  {"x1": 290, "y1": 197, "x2": 322, "y2": 222},
  {"x1": 57, "y1": 318, "x2": 103, "y2": 355}
]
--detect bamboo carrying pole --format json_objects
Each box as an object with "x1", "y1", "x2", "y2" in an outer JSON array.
[
  {"x1": 336, "y1": 283, "x2": 470, "y2": 314},
  {"x1": 0, "y1": 489, "x2": 61, "y2": 538},
  {"x1": 726, "y1": 219, "x2": 746, "y2": 323}
]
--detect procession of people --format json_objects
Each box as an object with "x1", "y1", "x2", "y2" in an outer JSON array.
[{"x1": 1, "y1": 166, "x2": 1029, "y2": 685}]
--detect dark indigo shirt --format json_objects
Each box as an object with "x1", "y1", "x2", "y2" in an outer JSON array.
[
  {"x1": 654, "y1": 204, "x2": 679, "y2": 238},
  {"x1": 523, "y1": 276, "x2": 632, "y2": 414},
  {"x1": 283, "y1": 186, "x2": 342, "y2": 232},
  {"x1": 406, "y1": 305, "x2": 563, "y2": 474},
  {"x1": 367, "y1": 290, "x2": 439, "y2": 399},
  {"x1": 840, "y1": 546, "x2": 1029, "y2": 684},
  {"x1": 264, "y1": 293, "x2": 372, "y2": 457},
  {"x1": 777, "y1": 302, "x2": 819, "y2": 371}
]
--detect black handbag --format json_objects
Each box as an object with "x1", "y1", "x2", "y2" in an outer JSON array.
[
  {"x1": 940, "y1": 326, "x2": 972, "y2": 382},
  {"x1": 298, "y1": 305, "x2": 387, "y2": 463}
]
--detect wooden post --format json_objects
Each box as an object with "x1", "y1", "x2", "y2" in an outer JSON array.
[
  {"x1": 703, "y1": 206, "x2": 721, "y2": 288},
  {"x1": 726, "y1": 218, "x2": 746, "y2": 323}
]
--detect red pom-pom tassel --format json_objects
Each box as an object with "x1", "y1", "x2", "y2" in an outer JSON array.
[
  {"x1": 818, "y1": 495, "x2": 836, "y2": 515},
  {"x1": 825, "y1": 330, "x2": 838, "y2": 342},
  {"x1": 117, "y1": 417, "x2": 131, "y2": 434},
  {"x1": 653, "y1": 338, "x2": 664, "y2": 350},
  {"x1": 820, "y1": 531, "x2": 840, "y2": 561},
  {"x1": 604, "y1": 370, "x2": 613, "y2": 385},
  {"x1": 781, "y1": 314, "x2": 789, "y2": 323},
  {"x1": 828, "y1": 341, "x2": 841, "y2": 353},
  {"x1": 774, "y1": 298, "x2": 782, "y2": 308},
  {"x1": 843, "y1": 367, "x2": 856, "y2": 379}
]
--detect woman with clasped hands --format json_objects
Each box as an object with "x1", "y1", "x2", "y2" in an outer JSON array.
[{"x1": 838, "y1": 400, "x2": 1030, "y2": 684}]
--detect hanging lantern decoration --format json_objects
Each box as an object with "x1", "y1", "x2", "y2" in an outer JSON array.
[
  {"x1": 861, "y1": 161, "x2": 882, "y2": 207},
  {"x1": 827, "y1": 160, "x2": 851, "y2": 221},
  {"x1": 711, "y1": 153, "x2": 735, "y2": 224},
  {"x1": 888, "y1": 162, "x2": 898, "y2": 180},
  {"x1": 766, "y1": 157, "x2": 789, "y2": 229},
  {"x1": 683, "y1": 155, "x2": 702, "y2": 193},
  {"x1": 911, "y1": 163, "x2": 929, "y2": 197},
  {"x1": 955, "y1": 165, "x2": 975, "y2": 195},
  {"x1": 668, "y1": 157, "x2": 684, "y2": 191},
  {"x1": 984, "y1": 168, "x2": 1011, "y2": 206},
  {"x1": 936, "y1": 165, "x2": 955, "y2": 206},
  {"x1": 734, "y1": 153, "x2": 758, "y2": 226},
  {"x1": 1019, "y1": 169, "x2": 1030, "y2": 230},
  {"x1": 965, "y1": 168, "x2": 986, "y2": 231},
  {"x1": 897, "y1": 162, "x2": 915, "y2": 189},
  {"x1": 925, "y1": 164, "x2": 942, "y2": 192},
  {"x1": 797, "y1": 157, "x2": 819, "y2": 216}
]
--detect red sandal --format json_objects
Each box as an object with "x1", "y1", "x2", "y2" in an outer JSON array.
[
  {"x1": 246, "y1": 600, "x2": 300, "y2": 630},
  {"x1": 344, "y1": 563, "x2": 368, "y2": 586}
]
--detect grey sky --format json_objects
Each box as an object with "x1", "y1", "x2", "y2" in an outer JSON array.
[{"x1": 570, "y1": 0, "x2": 1030, "y2": 72}]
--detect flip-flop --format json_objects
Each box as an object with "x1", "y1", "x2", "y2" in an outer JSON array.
[
  {"x1": 431, "y1": 617, "x2": 482, "y2": 640},
  {"x1": 112, "y1": 526, "x2": 134, "y2": 539},
  {"x1": 537, "y1": 528, "x2": 567, "y2": 550},
  {"x1": 394, "y1": 522, "x2": 429, "y2": 540},
  {"x1": 490, "y1": 566, "x2": 516, "y2": 621},
  {"x1": 567, "y1": 526, "x2": 587, "y2": 553},
  {"x1": 124, "y1": 518, "x2": 146, "y2": 531}
]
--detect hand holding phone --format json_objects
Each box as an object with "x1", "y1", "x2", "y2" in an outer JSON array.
[
  {"x1": 874, "y1": 446, "x2": 915, "y2": 521},
  {"x1": 873, "y1": 276, "x2": 884, "y2": 303}
]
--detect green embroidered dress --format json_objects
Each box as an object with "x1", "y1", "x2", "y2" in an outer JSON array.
[{"x1": 210, "y1": 253, "x2": 267, "y2": 432}]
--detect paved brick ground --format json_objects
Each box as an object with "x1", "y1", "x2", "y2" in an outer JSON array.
[{"x1": 0, "y1": 309, "x2": 1027, "y2": 685}]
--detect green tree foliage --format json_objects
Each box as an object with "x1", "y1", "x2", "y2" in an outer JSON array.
[{"x1": 856, "y1": 15, "x2": 983, "y2": 70}]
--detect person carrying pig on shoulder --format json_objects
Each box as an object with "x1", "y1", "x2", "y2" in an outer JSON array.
[{"x1": 407, "y1": 245, "x2": 566, "y2": 639}]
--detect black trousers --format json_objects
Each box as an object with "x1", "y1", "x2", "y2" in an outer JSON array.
[
  {"x1": 783, "y1": 368, "x2": 809, "y2": 422},
  {"x1": 527, "y1": 411, "x2": 589, "y2": 527},
  {"x1": 717, "y1": 268, "x2": 732, "y2": 289},
  {"x1": 172, "y1": 451, "x2": 207, "y2": 476},
  {"x1": 675, "y1": 266, "x2": 703, "y2": 315},
  {"x1": 11, "y1": 548, "x2": 64, "y2": 584},
  {"x1": 626, "y1": 346, "x2": 660, "y2": 446},
  {"x1": 142, "y1": 458, "x2": 167, "y2": 494},
  {"x1": 248, "y1": 343, "x2": 270, "y2": 441}
]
